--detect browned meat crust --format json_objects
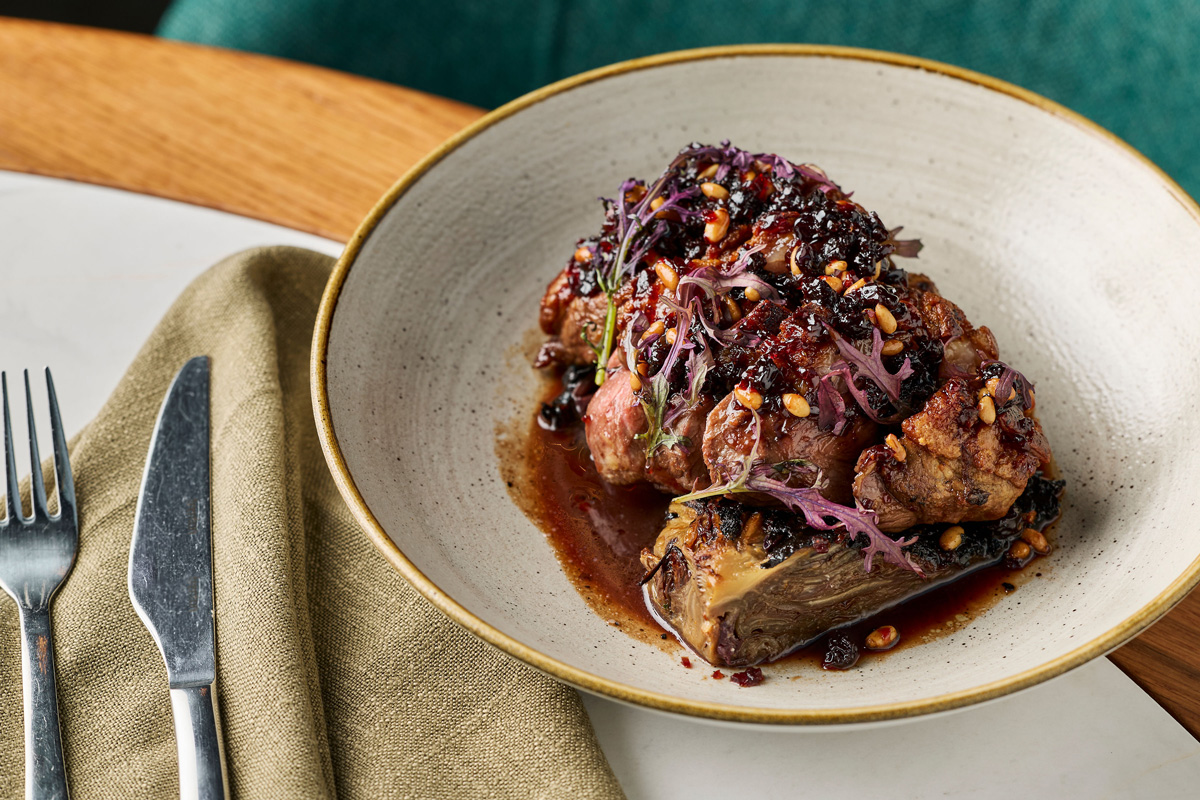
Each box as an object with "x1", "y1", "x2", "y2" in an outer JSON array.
[
  {"x1": 584, "y1": 363, "x2": 712, "y2": 493},
  {"x1": 702, "y1": 393, "x2": 876, "y2": 505},
  {"x1": 853, "y1": 378, "x2": 1050, "y2": 531}
]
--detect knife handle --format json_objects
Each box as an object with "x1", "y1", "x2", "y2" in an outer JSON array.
[{"x1": 169, "y1": 684, "x2": 229, "y2": 800}]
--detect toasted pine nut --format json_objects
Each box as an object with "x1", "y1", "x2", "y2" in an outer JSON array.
[
  {"x1": 636, "y1": 361, "x2": 649, "y2": 376},
  {"x1": 823, "y1": 275, "x2": 843, "y2": 293},
  {"x1": 700, "y1": 182, "x2": 729, "y2": 200},
  {"x1": 978, "y1": 395, "x2": 997, "y2": 425},
  {"x1": 940, "y1": 526, "x2": 964, "y2": 551},
  {"x1": 865, "y1": 625, "x2": 899, "y2": 651},
  {"x1": 874, "y1": 303, "x2": 898, "y2": 335},
  {"x1": 742, "y1": 170, "x2": 757, "y2": 183},
  {"x1": 629, "y1": 371, "x2": 642, "y2": 392},
  {"x1": 846, "y1": 277, "x2": 867, "y2": 293},
  {"x1": 789, "y1": 245, "x2": 804, "y2": 276},
  {"x1": 698, "y1": 163, "x2": 720, "y2": 179},
  {"x1": 881, "y1": 339, "x2": 904, "y2": 356},
  {"x1": 665, "y1": 327, "x2": 677, "y2": 345},
  {"x1": 873, "y1": 260, "x2": 883, "y2": 279},
  {"x1": 626, "y1": 185, "x2": 647, "y2": 203},
  {"x1": 704, "y1": 208, "x2": 730, "y2": 243},
  {"x1": 1021, "y1": 527, "x2": 1051, "y2": 554},
  {"x1": 574, "y1": 247, "x2": 592, "y2": 263},
  {"x1": 640, "y1": 320, "x2": 666, "y2": 343},
  {"x1": 654, "y1": 259, "x2": 680, "y2": 292},
  {"x1": 648, "y1": 195, "x2": 664, "y2": 212},
  {"x1": 782, "y1": 393, "x2": 811, "y2": 418},
  {"x1": 723, "y1": 295, "x2": 742, "y2": 322},
  {"x1": 744, "y1": 286, "x2": 761, "y2": 302},
  {"x1": 1008, "y1": 540, "x2": 1032, "y2": 561},
  {"x1": 885, "y1": 433, "x2": 906, "y2": 462},
  {"x1": 985, "y1": 377, "x2": 1000, "y2": 397},
  {"x1": 734, "y1": 385, "x2": 763, "y2": 410},
  {"x1": 825, "y1": 260, "x2": 848, "y2": 275}
]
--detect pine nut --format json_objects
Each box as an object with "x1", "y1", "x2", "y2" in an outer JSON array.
[
  {"x1": 629, "y1": 371, "x2": 642, "y2": 392},
  {"x1": 654, "y1": 259, "x2": 680, "y2": 292},
  {"x1": 626, "y1": 185, "x2": 647, "y2": 203},
  {"x1": 865, "y1": 625, "x2": 899, "y2": 651},
  {"x1": 723, "y1": 295, "x2": 742, "y2": 322},
  {"x1": 846, "y1": 277, "x2": 867, "y2": 293},
  {"x1": 940, "y1": 526, "x2": 964, "y2": 551},
  {"x1": 1008, "y1": 540, "x2": 1032, "y2": 560},
  {"x1": 874, "y1": 303, "x2": 898, "y2": 335},
  {"x1": 665, "y1": 327, "x2": 677, "y2": 345},
  {"x1": 574, "y1": 247, "x2": 592, "y2": 263},
  {"x1": 881, "y1": 339, "x2": 904, "y2": 356},
  {"x1": 744, "y1": 286, "x2": 761, "y2": 302},
  {"x1": 700, "y1": 182, "x2": 729, "y2": 200},
  {"x1": 782, "y1": 393, "x2": 811, "y2": 418},
  {"x1": 873, "y1": 260, "x2": 883, "y2": 279},
  {"x1": 978, "y1": 395, "x2": 996, "y2": 425},
  {"x1": 1021, "y1": 527, "x2": 1050, "y2": 554},
  {"x1": 823, "y1": 275, "x2": 843, "y2": 293},
  {"x1": 636, "y1": 361, "x2": 649, "y2": 376},
  {"x1": 698, "y1": 163, "x2": 720, "y2": 180},
  {"x1": 789, "y1": 245, "x2": 804, "y2": 276},
  {"x1": 885, "y1": 433, "x2": 906, "y2": 462},
  {"x1": 825, "y1": 260, "x2": 847, "y2": 275},
  {"x1": 648, "y1": 195, "x2": 663, "y2": 211},
  {"x1": 985, "y1": 377, "x2": 1000, "y2": 397},
  {"x1": 640, "y1": 320, "x2": 665, "y2": 343},
  {"x1": 704, "y1": 208, "x2": 730, "y2": 243},
  {"x1": 734, "y1": 385, "x2": 763, "y2": 410}
]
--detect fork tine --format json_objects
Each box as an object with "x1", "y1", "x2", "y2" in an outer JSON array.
[
  {"x1": 45, "y1": 368, "x2": 75, "y2": 521},
  {"x1": 25, "y1": 370, "x2": 49, "y2": 520},
  {"x1": 2, "y1": 373, "x2": 23, "y2": 522}
]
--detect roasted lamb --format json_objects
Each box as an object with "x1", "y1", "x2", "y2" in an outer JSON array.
[{"x1": 536, "y1": 142, "x2": 1061, "y2": 667}]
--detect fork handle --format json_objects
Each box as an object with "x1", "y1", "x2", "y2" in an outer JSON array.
[
  {"x1": 17, "y1": 604, "x2": 69, "y2": 800},
  {"x1": 169, "y1": 683, "x2": 229, "y2": 800}
]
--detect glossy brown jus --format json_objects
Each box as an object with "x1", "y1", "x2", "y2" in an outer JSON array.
[
  {"x1": 517, "y1": 372, "x2": 1052, "y2": 667},
  {"x1": 519, "y1": 418, "x2": 673, "y2": 645}
]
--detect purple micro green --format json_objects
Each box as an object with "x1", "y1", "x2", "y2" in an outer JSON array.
[{"x1": 675, "y1": 409, "x2": 921, "y2": 574}]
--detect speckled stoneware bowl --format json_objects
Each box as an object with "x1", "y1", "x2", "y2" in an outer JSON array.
[{"x1": 313, "y1": 46, "x2": 1200, "y2": 725}]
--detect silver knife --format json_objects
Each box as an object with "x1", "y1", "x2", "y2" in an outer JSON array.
[{"x1": 128, "y1": 357, "x2": 229, "y2": 800}]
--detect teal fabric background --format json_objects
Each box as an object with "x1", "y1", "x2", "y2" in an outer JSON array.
[{"x1": 159, "y1": 0, "x2": 1200, "y2": 198}]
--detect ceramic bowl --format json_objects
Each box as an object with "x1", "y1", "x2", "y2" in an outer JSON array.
[{"x1": 312, "y1": 46, "x2": 1200, "y2": 725}]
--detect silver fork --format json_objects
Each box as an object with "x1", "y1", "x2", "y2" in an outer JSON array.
[{"x1": 0, "y1": 370, "x2": 77, "y2": 800}]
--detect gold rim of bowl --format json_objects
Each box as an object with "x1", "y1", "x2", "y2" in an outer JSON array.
[{"x1": 311, "y1": 44, "x2": 1200, "y2": 725}]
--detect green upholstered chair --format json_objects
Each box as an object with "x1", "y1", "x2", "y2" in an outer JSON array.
[{"x1": 159, "y1": 0, "x2": 1200, "y2": 198}]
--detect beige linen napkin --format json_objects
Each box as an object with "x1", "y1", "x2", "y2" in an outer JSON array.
[{"x1": 0, "y1": 247, "x2": 624, "y2": 799}]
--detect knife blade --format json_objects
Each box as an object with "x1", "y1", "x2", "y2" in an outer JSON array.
[{"x1": 129, "y1": 356, "x2": 228, "y2": 800}]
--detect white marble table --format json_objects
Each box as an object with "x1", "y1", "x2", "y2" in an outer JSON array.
[{"x1": 3, "y1": 171, "x2": 1198, "y2": 799}]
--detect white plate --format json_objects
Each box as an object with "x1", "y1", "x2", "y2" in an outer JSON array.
[{"x1": 313, "y1": 46, "x2": 1200, "y2": 725}]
